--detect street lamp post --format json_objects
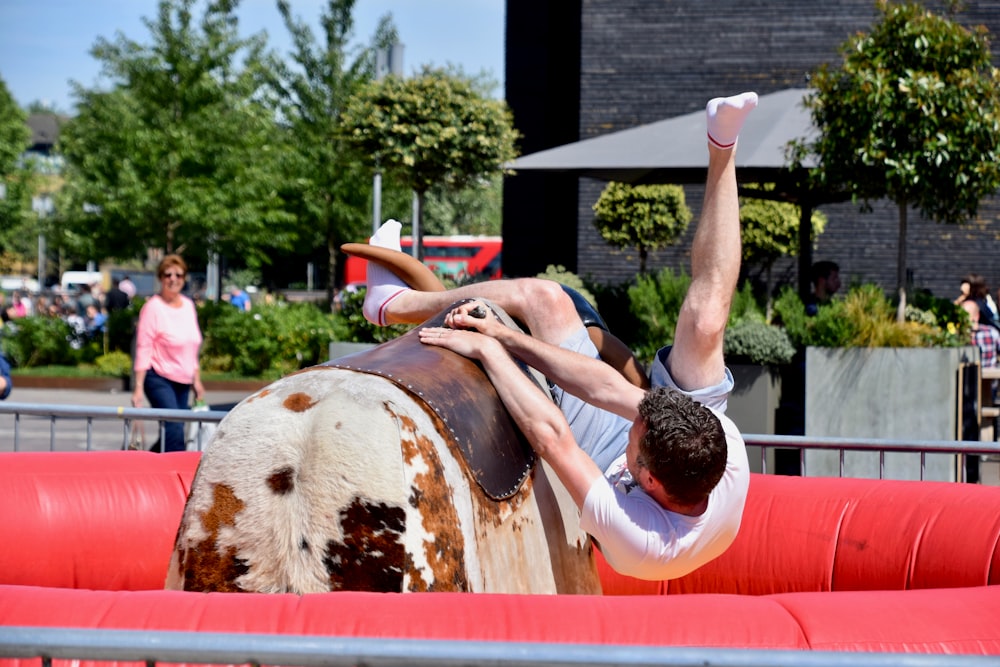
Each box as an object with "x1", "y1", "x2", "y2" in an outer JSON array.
[
  {"x1": 32, "y1": 193, "x2": 54, "y2": 289},
  {"x1": 372, "y1": 42, "x2": 404, "y2": 236}
]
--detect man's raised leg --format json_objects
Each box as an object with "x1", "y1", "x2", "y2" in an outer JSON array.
[
  {"x1": 668, "y1": 92, "x2": 757, "y2": 391},
  {"x1": 360, "y1": 223, "x2": 583, "y2": 345}
]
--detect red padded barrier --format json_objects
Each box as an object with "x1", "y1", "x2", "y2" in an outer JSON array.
[
  {"x1": 0, "y1": 585, "x2": 810, "y2": 649},
  {"x1": 833, "y1": 478, "x2": 1000, "y2": 591},
  {"x1": 594, "y1": 549, "x2": 664, "y2": 595},
  {"x1": 0, "y1": 452, "x2": 200, "y2": 590},
  {"x1": 2, "y1": 453, "x2": 1000, "y2": 656},
  {"x1": 597, "y1": 474, "x2": 1000, "y2": 596},
  {"x1": 993, "y1": 534, "x2": 1000, "y2": 586},
  {"x1": 664, "y1": 474, "x2": 845, "y2": 595},
  {"x1": 774, "y1": 586, "x2": 1000, "y2": 654}
]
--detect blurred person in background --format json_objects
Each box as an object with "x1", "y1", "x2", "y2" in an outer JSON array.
[
  {"x1": 956, "y1": 273, "x2": 1000, "y2": 331},
  {"x1": 119, "y1": 275, "x2": 137, "y2": 300},
  {"x1": 7, "y1": 292, "x2": 27, "y2": 319},
  {"x1": 104, "y1": 278, "x2": 130, "y2": 312},
  {"x1": 228, "y1": 284, "x2": 251, "y2": 312},
  {"x1": 131, "y1": 254, "x2": 205, "y2": 452},
  {"x1": 805, "y1": 261, "x2": 841, "y2": 316},
  {"x1": 0, "y1": 348, "x2": 11, "y2": 400}
]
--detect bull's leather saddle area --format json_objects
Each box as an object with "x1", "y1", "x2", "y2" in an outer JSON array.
[{"x1": 328, "y1": 304, "x2": 538, "y2": 500}]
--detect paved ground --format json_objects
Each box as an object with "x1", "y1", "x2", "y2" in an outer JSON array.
[
  {"x1": 6, "y1": 385, "x2": 254, "y2": 409},
  {"x1": 0, "y1": 385, "x2": 258, "y2": 453}
]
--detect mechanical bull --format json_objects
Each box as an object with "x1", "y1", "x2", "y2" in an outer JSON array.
[{"x1": 166, "y1": 305, "x2": 602, "y2": 595}]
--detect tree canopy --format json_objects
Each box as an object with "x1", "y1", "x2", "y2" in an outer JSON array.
[
  {"x1": 591, "y1": 182, "x2": 692, "y2": 274},
  {"x1": 266, "y1": 0, "x2": 395, "y2": 304},
  {"x1": 793, "y1": 0, "x2": 1000, "y2": 315},
  {"x1": 57, "y1": 0, "x2": 297, "y2": 268},
  {"x1": 341, "y1": 67, "x2": 519, "y2": 258},
  {"x1": 739, "y1": 189, "x2": 827, "y2": 319},
  {"x1": 0, "y1": 75, "x2": 33, "y2": 268}
]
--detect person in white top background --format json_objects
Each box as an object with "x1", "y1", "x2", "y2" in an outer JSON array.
[{"x1": 362, "y1": 92, "x2": 756, "y2": 580}]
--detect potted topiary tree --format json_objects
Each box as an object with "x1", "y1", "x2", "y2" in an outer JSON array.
[{"x1": 592, "y1": 182, "x2": 692, "y2": 274}]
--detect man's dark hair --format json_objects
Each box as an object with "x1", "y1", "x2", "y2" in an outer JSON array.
[
  {"x1": 636, "y1": 387, "x2": 727, "y2": 507},
  {"x1": 810, "y1": 260, "x2": 839, "y2": 286}
]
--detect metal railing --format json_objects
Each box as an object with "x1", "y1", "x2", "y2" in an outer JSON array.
[
  {"x1": 3, "y1": 401, "x2": 999, "y2": 481},
  {"x1": 744, "y1": 433, "x2": 1000, "y2": 481},
  {"x1": 0, "y1": 402, "x2": 229, "y2": 452},
  {"x1": 1, "y1": 627, "x2": 996, "y2": 667},
  {"x1": 2, "y1": 404, "x2": 1000, "y2": 666}
]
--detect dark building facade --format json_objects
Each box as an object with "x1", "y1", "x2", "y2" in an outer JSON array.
[{"x1": 504, "y1": 0, "x2": 1000, "y2": 302}]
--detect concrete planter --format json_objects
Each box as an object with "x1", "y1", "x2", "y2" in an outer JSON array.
[
  {"x1": 804, "y1": 346, "x2": 978, "y2": 481},
  {"x1": 728, "y1": 364, "x2": 782, "y2": 474}
]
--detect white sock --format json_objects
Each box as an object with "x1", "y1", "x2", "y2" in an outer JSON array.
[
  {"x1": 363, "y1": 219, "x2": 409, "y2": 326},
  {"x1": 706, "y1": 92, "x2": 758, "y2": 150},
  {"x1": 370, "y1": 218, "x2": 402, "y2": 251}
]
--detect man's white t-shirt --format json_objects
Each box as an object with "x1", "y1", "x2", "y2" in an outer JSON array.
[{"x1": 578, "y1": 347, "x2": 751, "y2": 581}]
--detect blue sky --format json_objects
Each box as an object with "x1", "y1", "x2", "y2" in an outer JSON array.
[{"x1": 0, "y1": 0, "x2": 505, "y2": 112}]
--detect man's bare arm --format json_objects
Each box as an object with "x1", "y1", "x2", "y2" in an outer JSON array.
[
  {"x1": 447, "y1": 306, "x2": 645, "y2": 421},
  {"x1": 418, "y1": 326, "x2": 603, "y2": 508}
]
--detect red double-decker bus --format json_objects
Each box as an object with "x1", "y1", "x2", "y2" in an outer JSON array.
[{"x1": 343, "y1": 235, "x2": 502, "y2": 287}]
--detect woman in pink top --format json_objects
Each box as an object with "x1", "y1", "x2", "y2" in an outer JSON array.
[{"x1": 131, "y1": 254, "x2": 205, "y2": 452}]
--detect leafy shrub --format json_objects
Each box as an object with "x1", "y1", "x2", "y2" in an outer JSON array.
[
  {"x1": 908, "y1": 288, "x2": 969, "y2": 346},
  {"x1": 772, "y1": 287, "x2": 816, "y2": 348},
  {"x1": 200, "y1": 307, "x2": 279, "y2": 377},
  {"x1": 728, "y1": 282, "x2": 766, "y2": 326},
  {"x1": 105, "y1": 306, "x2": 139, "y2": 353},
  {"x1": 724, "y1": 320, "x2": 796, "y2": 366},
  {"x1": 1, "y1": 317, "x2": 80, "y2": 367},
  {"x1": 201, "y1": 301, "x2": 344, "y2": 378},
  {"x1": 590, "y1": 279, "x2": 639, "y2": 345},
  {"x1": 624, "y1": 269, "x2": 797, "y2": 366},
  {"x1": 592, "y1": 182, "x2": 692, "y2": 273},
  {"x1": 269, "y1": 302, "x2": 341, "y2": 368},
  {"x1": 772, "y1": 284, "x2": 958, "y2": 349},
  {"x1": 626, "y1": 267, "x2": 690, "y2": 362},
  {"x1": 94, "y1": 351, "x2": 132, "y2": 377}
]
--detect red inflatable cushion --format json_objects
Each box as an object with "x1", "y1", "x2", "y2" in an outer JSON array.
[{"x1": 0, "y1": 452, "x2": 200, "y2": 590}]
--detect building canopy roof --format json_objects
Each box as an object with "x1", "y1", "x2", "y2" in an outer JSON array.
[
  {"x1": 510, "y1": 88, "x2": 842, "y2": 298},
  {"x1": 510, "y1": 88, "x2": 817, "y2": 185}
]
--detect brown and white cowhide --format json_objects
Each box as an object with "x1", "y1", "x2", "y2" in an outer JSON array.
[{"x1": 166, "y1": 307, "x2": 600, "y2": 595}]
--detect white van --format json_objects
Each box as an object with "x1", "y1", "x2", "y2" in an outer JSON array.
[
  {"x1": 60, "y1": 271, "x2": 105, "y2": 293},
  {"x1": 0, "y1": 275, "x2": 41, "y2": 294}
]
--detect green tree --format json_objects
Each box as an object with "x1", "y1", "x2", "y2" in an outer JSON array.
[
  {"x1": 421, "y1": 173, "x2": 503, "y2": 236},
  {"x1": 268, "y1": 0, "x2": 398, "y2": 307},
  {"x1": 793, "y1": 0, "x2": 1000, "y2": 319},
  {"x1": 25, "y1": 101, "x2": 65, "y2": 115},
  {"x1": 739, "y1": 188, "x2": 827, "y2": 320},
  {"x1": 368, "y1": 67, "x2": 506, "y2": 239},
  {"x1": 417, "y1": 66, "x2": 504, "y2": 238},
  {"x1": 591, "y1": 182, "x2": 692, "y2": 274},
  {"x1": 341, "y1": 67, "x2": 520, "y2": 260},
  {"x1": 57, "y1": 0, "x2": 296, "y2": 270},
  {"x1": 0, "y1": 76, "x2": 33, "y2": 268}
]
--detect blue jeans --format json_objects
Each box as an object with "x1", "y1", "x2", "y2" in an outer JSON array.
[{"x1": 143, "y1": 368, "x2": 191, "y2": 452}]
